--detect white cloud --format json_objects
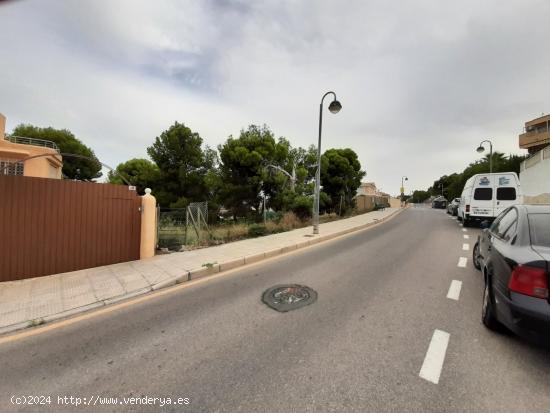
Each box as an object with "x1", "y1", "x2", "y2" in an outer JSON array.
[{"x1": 1, "y1": 0, "x2": 549, "y2": 193}]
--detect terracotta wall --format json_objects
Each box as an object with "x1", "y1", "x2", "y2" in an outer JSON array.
[{"x1": 0, "y1": 113, "x2": 62, "y2": 179}]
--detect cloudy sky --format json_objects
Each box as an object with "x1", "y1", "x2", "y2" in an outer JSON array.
[{"x1": 1, "y1": 0, "x2": 549, "y2": 194}]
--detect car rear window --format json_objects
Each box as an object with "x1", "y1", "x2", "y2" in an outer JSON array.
[
  {"x1": 474, "y1": 188, "x2": 492, "y2": 200},
  {"x1": 497, "y1": 187, "x2": 516, "y2": 200},
  {"x1": 528, "y1": 214, "x2": 550, "y2": 247}
]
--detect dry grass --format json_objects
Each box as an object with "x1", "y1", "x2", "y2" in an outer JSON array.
[
  {"x1": 210, "y1": 223, "x2": 249, "y2": 243},
  {"x1": 162, "y1": 210, "x2": 357, "y2": 251},
  {"x1": 279, "y1": 212, "x2": 301, "y2": 231}
]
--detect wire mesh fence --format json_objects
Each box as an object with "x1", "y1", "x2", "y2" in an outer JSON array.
[{"x1": 157, "y1": 202, "x2": 210, "y2": 250}]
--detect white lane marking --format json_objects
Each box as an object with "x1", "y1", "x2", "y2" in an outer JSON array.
[
  {"x1": 419, "y1": 330, "x2": 451, "y2": 384},
  {"x1": 463, "y1": 234, "x2": 469, "y2": 239},
  {"x1": 462, "y1": 243, "x2": 469, "y2": 251},
  {"x1": 457, "y1": 257, "x2": 467, "y2": 267},
  {"x1": 462, "y1": 228, "x2": 467, "y2": 232},
  {"x1": 446, "y1": 280, "x2": 462, "y2": 300}
]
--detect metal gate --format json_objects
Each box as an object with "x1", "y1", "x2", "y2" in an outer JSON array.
[
  {"x1": 0, "y1": 175, "x2": 142, "y2": 281},
  {"x1": 157, "y1": 202, "x2": 209, "y2": 250}
]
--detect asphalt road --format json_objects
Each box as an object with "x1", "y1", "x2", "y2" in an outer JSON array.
[{"x1": 1, "y1": 206, "x2": 549, "y2": 412}]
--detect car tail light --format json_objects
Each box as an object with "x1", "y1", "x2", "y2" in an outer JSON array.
[
  {"x1": 466, "y1": 205, "x2": 470, "y2": 213},
  {"x1": 508, "y1": 265, "x2": 549, "y2": 299}
]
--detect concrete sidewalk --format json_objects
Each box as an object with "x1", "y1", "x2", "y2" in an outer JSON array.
[{"x1": 0, "y1": 208, "x2": 402, "y2": 334}]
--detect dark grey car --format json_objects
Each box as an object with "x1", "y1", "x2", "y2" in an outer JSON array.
[
  {"x1": 473, "y1": 205, "x2": 550, "y2": 345},
  {"x1": 446, "y1": 198, "x2": 460, "y2": 216}
]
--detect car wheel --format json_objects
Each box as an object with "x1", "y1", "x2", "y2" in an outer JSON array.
[
  {"x1": 482, "y1": 277, "x2": 501, "y2": 331},
  {"x1": 463, "y1": 217, "x2": 470, "y2": 227},
  {"x1": 473, "y1": 242, "x2": 481, "y2": 271}
]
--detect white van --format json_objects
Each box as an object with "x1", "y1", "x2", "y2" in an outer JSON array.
[{"x1": 458, "y1": 172, "x2": 522, "y2": 226}]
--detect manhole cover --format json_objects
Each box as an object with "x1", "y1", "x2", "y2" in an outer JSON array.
[{"x1": 262, "y1": 284, "x2": 317, "y2": 312}]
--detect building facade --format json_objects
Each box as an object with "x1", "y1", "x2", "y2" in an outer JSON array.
[
  {"x1": 519, "y1": 114, "x2": 550, "y2": 203},
  {"x1": 519, "y1": 114, "x2": 550, "y2": 154},
  {"x1": 0, "y1": 113, "x2": 63, "y2": 179}
]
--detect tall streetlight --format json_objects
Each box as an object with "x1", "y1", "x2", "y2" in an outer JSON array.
[
  {"x1": 401, "y1": 176, "x2": 408, "y2": 206},
  {"x1": 476, "y1": 139, "x2": 493, "y2": 174},
  {"x1": 313, "y1": 91, "x2": 342, "y2": 235}
]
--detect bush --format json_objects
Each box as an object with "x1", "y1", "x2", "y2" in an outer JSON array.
[
  {"x1": 265, "y1": 220, "x2": 283, "y2": 234},
  {"x1": 290, "y1": 195, "x2": 313, "y2": 220},
  {"x1": 248, "y1": 224, "x2": 267, "y2": 237}
]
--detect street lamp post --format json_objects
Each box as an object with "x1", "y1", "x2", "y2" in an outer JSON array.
[
  {"x1": 266, "y1": 164, "x2": 296, "y2": 192},
  {"x1": 313, "y1": 91, "x2": 342, "y2": 235},
  {"x1": 401, "y1": 176, "x2": 408, "y2": 206},
  {"x1": 476, "y1": 139, "x2": 493, "y2": 174}
]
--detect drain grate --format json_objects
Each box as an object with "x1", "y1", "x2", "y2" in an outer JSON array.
[{"x1": 262, "y1": 284, "x2": 317, "y2": 312}]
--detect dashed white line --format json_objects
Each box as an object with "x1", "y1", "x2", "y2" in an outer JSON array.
[
  {"x1": 462, "y1": 228, "x2": 467, "y2": 232},
  {"x1": 419, "y1": 329, "x2": 450, "y2": 384},
  {"x1": 462, "y1": 243, "x2": 469, "y2": 251},
  {"x1": 446, "y1": 280, "x2": 462, "y2": 300},
  {"x1": 457, "y1": 257, "x2": 467, "y2": 267},
  {"x1": 463, "y1": 234, "x2": 469, "y2": 239}
]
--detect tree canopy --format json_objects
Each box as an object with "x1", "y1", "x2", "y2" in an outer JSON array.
[
  {"x1": 12, "y1": 124, "x2": 102, "y2": 180},
  {"x1": 107, "y1": 158, "x2": 160, "y2": 195},
  {"x1": 320, "y1": 148, "x2": 366, "y2": 214},
  {"x1": 427, "y1": 151, "x2": 526, "y2": 200},
  {"x1": 217, "y1": 125, "x2": 291, "y2": 217},
  {"x1": 107, "y1": 121, "x2": 366, "y2": 221},
  {"x1": 147, "y1": 122, "x2": 215, "y2": 208}
]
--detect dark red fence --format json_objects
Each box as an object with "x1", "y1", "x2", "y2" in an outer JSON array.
[{"x1": 0, "y1": 175, "x2": 141, "y2": 281}]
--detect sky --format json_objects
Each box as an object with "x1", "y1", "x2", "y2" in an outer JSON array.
[{"x1": 1, "y1": 0, "x2": 549, "y2": 195}]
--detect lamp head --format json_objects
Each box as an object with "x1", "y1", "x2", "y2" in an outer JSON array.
[
  {"x1": 328, "y1": 100, "x2": 342, "y2": 114},
  {"x1": 476, "y1": 146, "x2": 485, "y2": 153}
]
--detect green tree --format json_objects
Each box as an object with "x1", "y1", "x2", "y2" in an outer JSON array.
[
  {"x1": 218, "y1": 125, "x2": 291, "y2": 218},
  {"x1": 320, "y1": 148, "x2": 365, "y2": 214},
  {"x1": 411, "y1": 190, "x2": 430, "y2": 203},
  {"x1": 147, "y1": 122, "x2": 216, "y2": 207},
  {"x1": 428, "y1": 152, "x2": 527, "y2": 200},
  {"x1": 107, "y1": 158, "x2": 160, "y2": 194},
  {"x1": 12, "y1": 124, "x2": 102, "y2": 180}
]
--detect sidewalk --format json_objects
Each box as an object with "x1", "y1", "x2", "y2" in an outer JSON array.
[{"x1": 0, "y1": 208, "x2": 402, "y2": 334}]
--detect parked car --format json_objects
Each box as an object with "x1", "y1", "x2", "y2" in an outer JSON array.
[
  {"x1": 431, "y1": 196, "x2": 447, "y2": 209},
  {"x1": 473, "y1": 205, "x2": 550, "y2": 345},
  {"x1": 458, "y1": 172, "x2": 522, "y2": 227},
  {"x1": 446, "y1": 198, "x2": 460, "y2": 215}
]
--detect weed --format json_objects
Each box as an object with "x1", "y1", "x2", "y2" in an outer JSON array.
[{"x1": 27, "y1": 318, "x2": 45, "y2": 328}]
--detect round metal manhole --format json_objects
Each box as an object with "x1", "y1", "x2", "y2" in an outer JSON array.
[{"x1": 262, "y1": 284, "x2": 317, "y2": 312}]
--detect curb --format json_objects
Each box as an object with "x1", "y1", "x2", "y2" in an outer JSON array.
[{"x1": 0, "y1": 208, "x2": 405, "y2": 337}]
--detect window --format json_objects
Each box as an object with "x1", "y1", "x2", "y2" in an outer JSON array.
[
  {"x1": 528, "y1": 214, "x2": 550, "y2": 247},
  {"x1": 0, "y1": 160, "x2": 24, "y2": 176},
  {"x1": 497, "y1": 187, "x2": 516, "y2": 200},
  {"x1": 494, "y1": 208, "x2": 517, "y2": 240},
  {"x1": 474, "y1": 188, "x2": 492, "y2": 200}
]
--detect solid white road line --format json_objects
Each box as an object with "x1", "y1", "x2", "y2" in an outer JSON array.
[
  {"x1": 463, "y1": 234, "x2": 469, "y2": 239},
  {"x1": 457, "y1": 257, "x2": 467, "y2": 267},
  {"x1": 462, "y1": 243, "x2": 469, "y2": 251},
  {"x1": 462, "y1": 228, "x2": 467, "y2": 232},
  {"x1": 446, "y1": 280, "x2": 462, "y2": 300},
  {"x1": 419, "y1": 329, "x2": 451, "y2": 384}
]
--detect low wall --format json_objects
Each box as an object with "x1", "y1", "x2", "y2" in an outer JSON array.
[
  {"x1": 520, "y1": 146, "x2": 550, "y2": 198},
  {"x1": 355, "y1": 195, "x2": 391, "y2": 212},
  {"x1": 389, "y1": 197, "x2": 401, "y2": 208},
  {"x1": 524, "y1": 193, "x2": 550, "y2": 205}
]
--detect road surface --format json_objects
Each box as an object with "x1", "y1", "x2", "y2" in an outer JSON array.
[{"x1": 1, "y1": 206, "x2": 549, "y2": 412}]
